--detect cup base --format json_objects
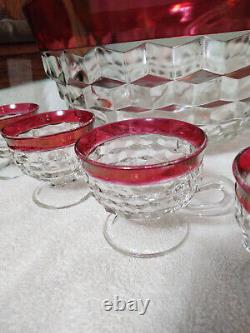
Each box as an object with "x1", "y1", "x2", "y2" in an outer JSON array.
[
  {"x1": 0, "y1": 158, "x2": 22, "y2": 180},
  {"x1": 32, "y1": 178, "x2": 90, "y2": 209},
  {"x1": 183, "y1": 174, "x2": 234, "y2": 217},
  {"x1": 103, "y1": 213, "x2": 189, "y2": 258}
]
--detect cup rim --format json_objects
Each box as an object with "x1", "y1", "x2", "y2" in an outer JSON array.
[
  {"x1": 75, "y1": 118, "x2": 207, "y2": 184},
  {"x1": 2, "y1": 110, "x2": 94, "y2": 152},
  {"x1": 0, "y1": 103, "x2": 39, "y2": 129},
  {"x1": 233, "y1": 147, "x2": 250, "y2": 195}
]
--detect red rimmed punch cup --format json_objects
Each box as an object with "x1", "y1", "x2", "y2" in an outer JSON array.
[
  {"x1": 75, "y1": 118, "x2": 207, "y2": 257},
  {"x1": 233, "y1": 147, "x2": 250, "y2": 252},
  {"x1": 0, "y1": 103, "x2": 39, "y2": 180},
  {"x1": 2, "y1": 110, "x2": 94, "y2": 209}
]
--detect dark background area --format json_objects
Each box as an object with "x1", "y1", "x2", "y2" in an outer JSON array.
[{"x1": 0, "y1": 0, "x2": 45, "y2": 89}]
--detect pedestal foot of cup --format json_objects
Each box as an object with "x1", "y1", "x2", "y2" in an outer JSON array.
[
  {"x1": 32, "y1": 178, "x2": 90, "y2": 209},
  {"x1": 103, "y1": 213, "x2": 189, "y2": 258}
]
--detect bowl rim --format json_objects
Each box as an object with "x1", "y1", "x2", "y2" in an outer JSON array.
[
  {"x1": 2, "y1": 110, "x2": 95, "y2": 152},
  {"x1": 0, "y1": 103, "x2": 39, "y2": 129},
  {"x1": 75, "y1": 118, "x2": 207, "y2": 184},
  {"x1": 233, "y1": 147, "x2": 250, "y2": 195}
]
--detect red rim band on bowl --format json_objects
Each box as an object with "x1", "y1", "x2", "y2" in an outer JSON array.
[
  {"x1": 233, "y1": 147, "x2": 250, "y2": 213},
  {"x1": 2, "y1": 110, "x2": 94, "y2": 152},
  {"x1": 0, "y1": 103, "x2": 39, "y2": 130},
  {"x1": 75, "y1": 118, "x2": 207, "y2": 185}
]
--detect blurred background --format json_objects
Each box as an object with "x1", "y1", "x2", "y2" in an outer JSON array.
[{"x1": 0, "y1": 0, "x2": 45, "y2": 89}]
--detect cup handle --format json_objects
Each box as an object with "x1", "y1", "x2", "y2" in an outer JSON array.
[{"x1": 183, "y1": 174, "x2": 234, "y2": 217}]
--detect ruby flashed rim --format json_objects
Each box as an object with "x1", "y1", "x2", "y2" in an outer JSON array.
[
  {"x1": 0, "y1": 103, "x2": 39, "y2": 130},
  {"x1": 2, "y1": 110, "x2": 94, "y2": 152},
  {"x1": 233, "y1": 147, "x2": 250, "y2": 195},
  {"x1": 75, "y1": 118, "x2": 207, "y2": 185}
]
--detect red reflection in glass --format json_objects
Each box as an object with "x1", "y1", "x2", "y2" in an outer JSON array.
[
  {"x1": 170, "y1": 2, "x2": 192, "y2": 23},
  {"x1": 23, "y1": 0, "x2": 250, "y2": 50}
]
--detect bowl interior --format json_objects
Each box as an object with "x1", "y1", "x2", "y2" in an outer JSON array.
[
  {"x1": 76, "y1": 118, "x2": 207, "y2": 185},
  {"x1": 89, "y1": 133, "x2": 195, "y2": 167},
  {"x1": 2, "y1": 110, "x2": 94, "y2": 152},
  {"x1": 3, "y1": 110, "x2": 92, "y2": 138},
  {"x1": 18, "y1": 122, "x2": 81, "y2": 138},
  {"x1": 76, "y1": 118, "x2": 207, "y2": 167}
]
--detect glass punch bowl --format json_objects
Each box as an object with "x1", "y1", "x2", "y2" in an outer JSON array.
[{"x1": 42, "y1": 31, "x2": 250, "y2": 142}]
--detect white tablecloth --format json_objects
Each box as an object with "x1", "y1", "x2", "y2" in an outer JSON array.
[{"x1": 0, "y1": 80, "x2": 250, "y2": 333}]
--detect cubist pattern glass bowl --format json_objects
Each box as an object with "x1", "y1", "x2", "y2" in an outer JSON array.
[
  {"x1": 42, "y1": 31, "x2": 250, "y2": 142},
  {"x1": 75, "y1": 118, "x2": 207, "y2": 257},
  {"x1": 0, "y1": 103, "x2": 39, "y2": 180},
  {"x1": 2, "y1": 110, "x2": 94, "y2": 209}
]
